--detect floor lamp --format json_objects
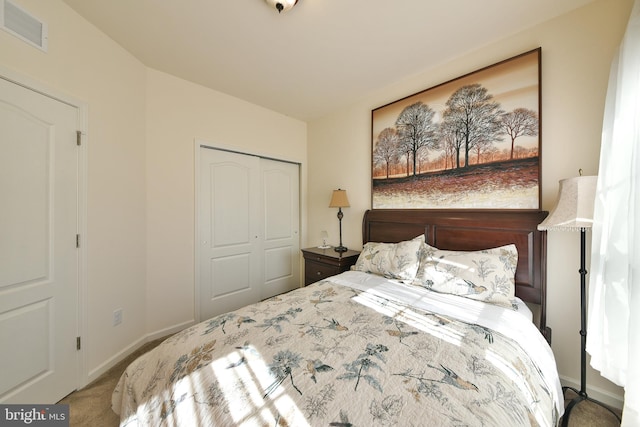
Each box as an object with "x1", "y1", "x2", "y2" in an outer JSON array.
[
  {"x1": 537, "y1": 175, "x2": 621, "y2": 426},
  {"x1": 329, "y1": 189, "x2": 350, "y2": 253}
]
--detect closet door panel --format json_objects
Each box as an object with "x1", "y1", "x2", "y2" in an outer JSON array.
[
  {"x1": 211, "y1": 162, "x2": 252, "y2": 246},
  {"x1": 261, "y1": 159, "x2": 300, "y2": 299},
  {"x1": 199, "y1": 149, "x2": 261, "y2": 320}
]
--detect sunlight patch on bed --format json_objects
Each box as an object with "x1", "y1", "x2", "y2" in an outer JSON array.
[
  {"x1": 352, "y1": 289, "x2": 464, "y2": 346},
  {"x1": 484, "y1": 347, "x2": 547, "y2": 424},
  {"x1": 272, "y1": 394, "x2": 310, "y2": 426},
  {"x1": 434, "y1": 258, "x2": 475, "y2": 272},
  {"x1": 209, "y1": 348, "x2": 270, "y2": 423},
  {"x1": 196, "y1": 345, "x2": 309, "y2": 426}
]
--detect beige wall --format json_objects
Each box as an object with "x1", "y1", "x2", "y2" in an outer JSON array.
[
  {"x1": 0, "y1": 0, "x2": 306, "y2": 385},
  {"x1": 145, "y1": 69, "x2": 307, "y2": 334},
  {"x1": 306, "y1": 0, "x2": 632, "y2": 407},
  {"x1": 1, "y1": 0, "x2": 148, "y2": 382}
]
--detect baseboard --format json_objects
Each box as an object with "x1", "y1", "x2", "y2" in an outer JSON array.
[
  {"x1": 145, "y1": 319, "x2": 195, "y2": 341},
  {"x1": 85, "y1": 319, "x2": 195, "y2": 385},
  {"x1": 560, "y1": 375, "x2": 624, "y2": 410},
  {"x1": 86, "y1": 336, "x2": 146, "y2": 384}
]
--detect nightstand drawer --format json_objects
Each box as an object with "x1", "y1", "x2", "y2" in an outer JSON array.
[
  {"x1": 301, "y1": 247, "x2": 360, "y2": 286},
  {"x1": 305, "y1": 259, "x2": 339, "y2": 284}
]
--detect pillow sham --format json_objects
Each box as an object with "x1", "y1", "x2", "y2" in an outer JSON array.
[
  {"x1": 412, "y1": 243, "x2": 518, "y2": 308},
  {"x1": 352, "y1": 236, "x2": 423, "y2": 281}
]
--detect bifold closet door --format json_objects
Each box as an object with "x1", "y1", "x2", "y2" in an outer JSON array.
[
  {"x1": 260, "y1": 158, "x2": 300, "y2": 300},
  {"x1": 199, "y1": 148, "x2": 300, "y2": 320},
  {"x1": 199, "y1": 149, "x2": 262, "y2": 320}
]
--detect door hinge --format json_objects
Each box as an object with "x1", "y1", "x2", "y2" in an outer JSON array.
[
  {"x1": 76, "y1": 234, "x2": 80, "y2": 248},
  {"x1": 76, "y1": 130, "x2": 82, "y2": 146},
  {"x1": 76, "y1": 336, "x2": 81, "y2": 350}
]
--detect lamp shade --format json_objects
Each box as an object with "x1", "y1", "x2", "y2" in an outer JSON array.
[
  {"x1": 537, "y1": 175, "x2": 597, "y2": 231},
  {"x1": 329, "y1": 189, "x2": 350, "y2": 208}
]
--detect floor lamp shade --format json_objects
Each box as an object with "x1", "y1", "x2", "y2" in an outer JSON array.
[
  {"x1": 329, "y1": 189, "x2": 350, "y2": 252},
  {"x1": 537, "y1": 176, "x2": 597, "y2": 231}
]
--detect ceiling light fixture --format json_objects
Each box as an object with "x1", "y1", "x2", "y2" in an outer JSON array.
[{"x1": 265, "y1": 0, "x2": 298, "y2": 13}]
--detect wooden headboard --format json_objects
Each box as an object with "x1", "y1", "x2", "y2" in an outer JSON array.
[{"x1": 362, "y1": 209, "x2": 551, "y2": 342}]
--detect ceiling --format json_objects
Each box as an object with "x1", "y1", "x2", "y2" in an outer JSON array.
[{"x1": 62, "y1": 0, "x2": 595, "y2": 121}]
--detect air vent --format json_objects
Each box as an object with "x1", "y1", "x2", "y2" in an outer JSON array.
[{"x1": 1, "y1": 0, "x2": 48, "y2": 52}]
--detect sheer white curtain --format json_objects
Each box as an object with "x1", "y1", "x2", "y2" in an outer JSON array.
[{"x1": 587, "y1": 0, "x2": 640, "y2": 425}]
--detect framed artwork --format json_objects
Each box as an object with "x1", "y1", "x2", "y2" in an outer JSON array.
[{"x1": 371, "y1": 48, "x2": 541, "y2": 209}]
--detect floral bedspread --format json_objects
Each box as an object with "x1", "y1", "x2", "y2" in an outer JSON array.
[{"x1": 112, "y1": 273, "x2": 561, "y2": 426}]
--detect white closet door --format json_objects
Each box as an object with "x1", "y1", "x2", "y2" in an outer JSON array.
[
  {"x1": 198, "y1": 147, "x2": 300, "y2": 320},
  {"x1": 261, "y1": 159, "x2": 300, "y2": 299},
  {"x1": 199, "y1": 148, "x2": 261, "y2": 321}
]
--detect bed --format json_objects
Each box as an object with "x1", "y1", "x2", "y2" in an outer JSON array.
[{"x1": 112, "y1": 209, "x2": 562, "y2": 426}]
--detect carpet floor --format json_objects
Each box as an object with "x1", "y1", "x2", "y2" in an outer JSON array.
[
  {"x1": 58, "y1": 336, "x2": 622, "y2": 426},
  {"x1": 57, "y1": 336, "x2": 168, "y2": 427},
  {"x1": 561, "y1": 388, "x2": 622, "y2": 427}
]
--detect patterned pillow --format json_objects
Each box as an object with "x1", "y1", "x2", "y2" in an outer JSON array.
[
  {"x1": 413, "y1": 243, "x2": 518, "y2": 308},
  {"x1": 352, "y1": 237, "x2": 423, "y2": 281}
]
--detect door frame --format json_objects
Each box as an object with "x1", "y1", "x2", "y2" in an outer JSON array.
[
  {"x1": 1, "y1": 66, "x2": 89, "y2": 390},
  {"x1": 194, "y1": 139, "x2": 302, "y2": 323}
]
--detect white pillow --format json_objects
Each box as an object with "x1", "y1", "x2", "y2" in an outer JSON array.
[
  {"x1": 413, "y1": 243, "x2": 518, "y2": 309},
  {"x1": 352, "y1": 236, "x2": 423, "y2": 281}
]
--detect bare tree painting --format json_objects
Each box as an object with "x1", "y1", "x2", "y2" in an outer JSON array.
[
  {"x1": 502, "y1": 108, "x2": 539, "y2": 160},
  {"x1": 373, "y1": 128, "x2": 400, "y2": 179},
  {"x1": 395, "y1": 102, "x2": 439, "y2": 177},
  {"x1": 372, "y1": 49, "x2": 541, "y2": 209}
]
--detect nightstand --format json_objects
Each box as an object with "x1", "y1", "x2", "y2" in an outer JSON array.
[{"x1": 301, "y1": 247, "x2": 360, "y2": 285}]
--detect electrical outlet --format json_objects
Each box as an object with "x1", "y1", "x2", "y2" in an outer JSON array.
[{"x1": 113, "y1": 308, "x2": 123, "y2": 326}]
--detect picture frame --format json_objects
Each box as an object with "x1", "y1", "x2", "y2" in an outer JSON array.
[{"x1": 371, "y1": 48, "x2": 541, "y2": 209}]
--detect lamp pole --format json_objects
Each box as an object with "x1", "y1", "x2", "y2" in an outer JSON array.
[
  {"x1": 335, "y1": 207, "x2": 346, "y2": 252},
  {"x1": 561, "y1": 228, "x2": 620, "y2": 426}
]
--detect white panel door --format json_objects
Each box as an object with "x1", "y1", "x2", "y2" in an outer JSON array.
[
  {"x1": 0, "y1": 77, "x2": 79, "y2": 403},
  {"x1": 199, "y1": 148, "x2": 261, "y2": 320},
  {"x1": 261, "y1": 159, "x2": 299, "y2": 299}
]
